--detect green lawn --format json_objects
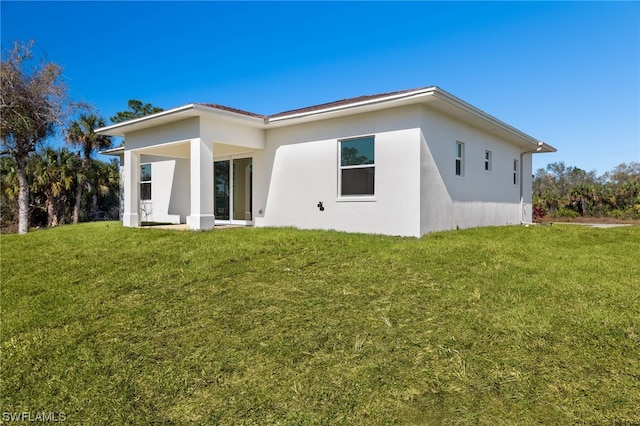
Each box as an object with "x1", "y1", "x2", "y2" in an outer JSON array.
[{"x1": 2, "y1": 223, "x2": 639, "y2": 424}]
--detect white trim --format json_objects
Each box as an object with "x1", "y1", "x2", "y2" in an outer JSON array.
[
  {"x1": 335, "y1": 196, "x2": 377, "y2": 203},
  {"x1": 338, "y1": 136, "x2": 375, "y2": 198}
]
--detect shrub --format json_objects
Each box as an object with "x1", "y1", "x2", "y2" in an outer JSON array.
[
  {"x1": 556, "y1": 207, "x2": 579, "y2": 218},
  {"x1": 533, "y1": 206, "x2": 546, "y2": 222},
  {"x1": 610, "y1": 208, "x2": 640, "y2": 220}
]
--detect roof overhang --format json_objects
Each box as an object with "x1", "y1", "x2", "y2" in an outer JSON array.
[
  {"x1": 101, "y1": 146, "x2": 124, "y2": 157},
  {"x1": 96, "y1": 87, "x2": 556, "y2": 153},
  {"x1": 267, "y1": 86, "x2": 555, "y2": 152},
  {"x1": 427, "y1": 88, "x2": 556, "y2": 152},
  {"x1": 96, "y1": 103, "x2": 266, "y2": 137}
]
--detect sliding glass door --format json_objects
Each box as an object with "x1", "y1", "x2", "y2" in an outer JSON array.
[
  {"x1": 214, "y1": 156, "x2": 252, "y2": 224},
  {"x1": 214, "y1": 160, "x2": 230, "y2": 221},
  {"x1": 232, "y1": 157, "x2": 252, "y2": 221}
]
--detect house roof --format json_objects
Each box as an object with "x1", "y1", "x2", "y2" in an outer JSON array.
[
  {"x1": 267, "y1": 87, "x2": 422, "y2": 119},
  {"x1": 97, "y1": 86, "x2": 556, "y2": 153},
  {"x1": 197, "y1": 103, "x2": 266, "y2": 119},
  {"x1": 186, "y1": 89, "x2": 424, "y2": 121},
  {"x1": 96, "y1": 102, "x2": 266, "y2": 137}
]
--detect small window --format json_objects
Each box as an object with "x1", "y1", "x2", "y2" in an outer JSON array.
[
  {"x1": 513, "y1": 159, "x2": 519, "y2": 185},
  {"x1": 455, "y1": 142, "x2": 465, "y2": 177},
  {"x1": 484, "y1": 150, "x2": 492, "y2": 172},
  {"x1": 340, "y1": 136, "x2": 375, "y2": 196},
  {"x1": 140, "y1": 163, "x2": 151, "y2": 200}
]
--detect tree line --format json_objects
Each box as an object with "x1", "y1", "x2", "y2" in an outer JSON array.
[
  {"x1": 1, "y1": 40, "x2": 162, "y2": 233},
  {"x1": 533, "y1": 161, "x2": 640, "y2": 221},
  {"x1": 1, "y1": 144, "x2": 119, "y2": 230}
]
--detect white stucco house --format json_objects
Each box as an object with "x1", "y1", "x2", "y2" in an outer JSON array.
[{"x1": 98, "y1": 86, "x2": 555, "y2": 237}]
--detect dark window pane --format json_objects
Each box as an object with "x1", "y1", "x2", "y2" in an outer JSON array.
[
  {"x1": 341, "y1": 137, "x2": 374, "y2": 166},
  {"x1": 456, "y1": 159, "x2": 462, "y2": 176},
  {"x1": 141, "y1": 183, "x2": 151, "y2": 200},
  {"x1": 342, "y1": 167, "x2": 374, "y2": 195},
  {"x1": 140, "y1": 164, "x2": 151, "y2": 182},
  {"x1": 215, "y1": 160, "x2": 230, "y2": 220}
]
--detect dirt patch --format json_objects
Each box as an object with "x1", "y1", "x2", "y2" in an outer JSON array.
[{"x1": 539, "y1": 216, "x2": 640, "y2": 225}]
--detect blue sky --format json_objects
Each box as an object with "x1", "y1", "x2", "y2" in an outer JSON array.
[{"x1": 2, "y1": 1, "x2": 639, "y2": 175}]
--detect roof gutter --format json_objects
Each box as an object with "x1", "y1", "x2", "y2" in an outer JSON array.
[
  {"x1": 431, "y1": 88, "x2": 554, "y2": 151},
  {"x1": 520, "y1": 142, "x2": 546, "y2": 224},
  {"x1": 100, "y1": 146, "x2": 125, "y2": 156}
]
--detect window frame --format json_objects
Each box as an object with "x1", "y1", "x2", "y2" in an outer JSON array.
[
  {"x1": 455, "y1": 141, "x2": 465, "y2": 177},
  {"x1": 140, "y1": 163, "x2": 152, "y2": 201},
  {"x1": 513, "y1": 159, "x2": 519, "y2": 185},
  {"x1": 338, "y1": 136, "x2": 375, "y2": 198},
  {"x1": 484, "y1": 150, "x2": 492, "y2": 172}
]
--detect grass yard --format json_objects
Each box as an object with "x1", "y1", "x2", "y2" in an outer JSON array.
[{"x1": 1, "y1": 223, "x2": 639, "y2": 424}]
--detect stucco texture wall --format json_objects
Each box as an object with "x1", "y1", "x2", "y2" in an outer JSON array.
[
  {"x1": 138, "y1": 155, "x2": 190, "y2": 224},
  {"x1": 419, "y1": 107, "x2": 524, "y2": 233},
  {"x1": 254, "y1": 106, "x2": 423, "y2": 237}
]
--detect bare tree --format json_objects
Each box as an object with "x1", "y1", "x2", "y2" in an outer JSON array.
[{"x1": 0, "y1": 41, "x2": 71, "y2": 233}]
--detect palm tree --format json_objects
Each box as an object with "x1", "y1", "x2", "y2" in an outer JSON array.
[
  {"x1": 65, "y1": 113, "x2": 111, "y2": 223},
  {"x1": 31, "y1": 148, "x2": 80, "y2": 227},
  {"x1": 0, "y1": 156, "x2": 20, "y2": 230},
  {"x1": 90, "y1": 159, "x2": 121, "y2": 219}
]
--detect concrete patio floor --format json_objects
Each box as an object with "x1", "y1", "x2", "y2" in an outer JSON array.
[{"x1": 141, "y1": 224, "x2": 248, "y2": 231}]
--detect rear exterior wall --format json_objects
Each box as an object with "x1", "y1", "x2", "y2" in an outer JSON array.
[
  {"x1": 254, "y1": 104, "x2": 532, "y2": 237},
  {"x1": 254, "y1": 105, "x2": 424, "y2": 237}
]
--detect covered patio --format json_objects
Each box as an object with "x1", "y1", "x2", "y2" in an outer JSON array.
[{"x1": 98, "y1": 104, "x2": 266, "y2": 230}]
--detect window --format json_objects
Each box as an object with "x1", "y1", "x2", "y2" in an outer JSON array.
[
  {"x1": 484, "y1": 150, "x2": 492, "y2": 172},
  {"x1": 455, "y1": 142, "x2": 465, "y2": 176},
  {"x1": 140, "y1": 163, "x2": 151, "y2": 200},
  {"x1": 513, "y1": 159, "x2": 519, "y2": 185},
  {"x1": 340, "y1": 136, "x2": 375, "y2": 196}
]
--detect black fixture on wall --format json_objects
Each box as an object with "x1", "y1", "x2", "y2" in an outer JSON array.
[{"x1": 317, "y1": 201, "x2": 324, "y2": 211}]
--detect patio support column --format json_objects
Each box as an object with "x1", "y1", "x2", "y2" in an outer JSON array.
[
  {"x1": 123, "y1": 150, "x2": 141, "y2": 227},
  {"x1": 188, "y1": 137, "x2": 215, "y2": 230}
]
